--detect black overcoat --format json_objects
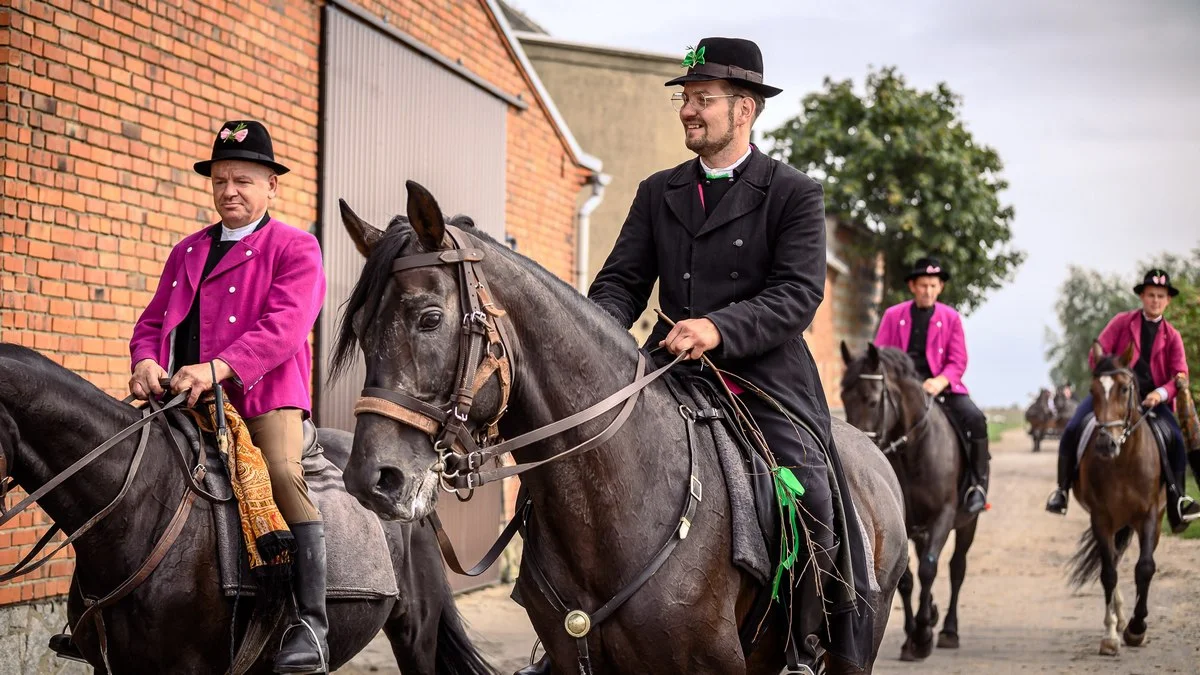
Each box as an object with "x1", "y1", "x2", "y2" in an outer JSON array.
[{"x1": 588, "y1": 146, "x2": 832, "y2": 446}]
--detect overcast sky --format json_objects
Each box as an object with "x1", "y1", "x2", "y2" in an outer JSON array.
[{"x1": 506, "y1": 0, "x2": 1200, "y2": 406}]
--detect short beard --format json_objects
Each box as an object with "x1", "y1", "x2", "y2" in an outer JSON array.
[{"x1": 685, "y1": 105, "x2": 736, "y2": 157}]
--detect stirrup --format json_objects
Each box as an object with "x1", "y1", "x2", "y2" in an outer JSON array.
[
  {"x1": 1180, "y1": 496, "x2": 1200, "y2": 523},
  {"x1": 48, "y1": 633, "x2": 88, "y2": 664},
  {"x1": 275, "y1": 620, "x2": 328, "y2": 674}
]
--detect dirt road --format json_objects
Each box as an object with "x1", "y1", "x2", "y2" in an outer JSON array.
[{"x1": 339, "y1": 428, "x2": 1200, "y2": 673}]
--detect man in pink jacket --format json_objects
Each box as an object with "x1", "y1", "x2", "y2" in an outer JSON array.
[
  {"x1": 1045, "y1": 269, "x2": 1198, "y2": 531},
  {"x1": 874, "y1": 257, "x2": 990, "y2": 514},
  {"x1": 128, "y1": 121, "x2": 330, "y2": 673}
]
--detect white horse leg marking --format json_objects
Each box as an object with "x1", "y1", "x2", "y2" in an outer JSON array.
[
  {"x1": 1115, "y1": 587, "x2": 1126, "y2": 632},
  {"x1": 1101, "y1": 593, "x2": 1121, "y2": 655}
]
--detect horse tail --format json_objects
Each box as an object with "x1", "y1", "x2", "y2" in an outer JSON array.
[
  {"x1": 435, "y1": 598, "x2": 499, "y2": 675},
  {"x1": 1068, "y1": 526, "x2": 1133, "y2": 589}
]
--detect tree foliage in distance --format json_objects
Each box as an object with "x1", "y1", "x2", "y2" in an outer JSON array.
[{"x1": 765, "y1": 67, "x2": 1024, "y2": 313}]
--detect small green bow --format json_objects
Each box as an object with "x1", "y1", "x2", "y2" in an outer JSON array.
[{"x1": 681, "y1": 45, "x2": 706, "y2": 68}]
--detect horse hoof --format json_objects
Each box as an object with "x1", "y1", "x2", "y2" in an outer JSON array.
[
  {"x1": 912, "y1": 636, "x2": 935, "y2": 660},
  {"x1": 899, "y1": 644, "x2": 920, "y2": 662},
  {"x1": 1099, "y1": 638, "x2": 1120, "y2": 656},
  {"x1": 1123, "y1": 625, "x2": 1146, "y2": 647},
  {"x1": 937, "y1": 631, "x2": 960, "y2": 649}
]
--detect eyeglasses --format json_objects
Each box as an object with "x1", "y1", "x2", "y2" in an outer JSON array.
[{"x1": 670, "y1": 92, "x2": 743, "y2": 112}]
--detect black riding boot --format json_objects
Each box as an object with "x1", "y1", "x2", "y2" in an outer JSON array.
[
  {"x1": 514, "y1": 655, "x2": 552, "y2": 675},
  {"x1": 1046, "y1": 447, "x2": 1074, "y2": 515},
  {"x1": 1190, "y1": 451, "x2": 1200, "y2": 489},
  {"x1": 275, "y1": 522, "x2": 330, "y2": 674},
  {"x1": 964, "y1": 438, "x2": 990, "y2": 514}
]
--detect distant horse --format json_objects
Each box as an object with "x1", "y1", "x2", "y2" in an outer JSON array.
[
  {"x1": 1054, "y1": 386, "x2": 1079, "y2": 437},
  {"x1": 0, "y1": 343, "x2": 495, "y2": 674},
  {"x1": 331, "y1": 181, "x2": 909, "y2": 673},
  {"x1": 1025, "y1": 388, "x2": 1055, "y2": 452},
  {"x1": 841, "y1": 343, "x2": 981, "y2": 662},
  {"x1": 1067, "y1": 342, "x2": 1164, "y2": 656}
]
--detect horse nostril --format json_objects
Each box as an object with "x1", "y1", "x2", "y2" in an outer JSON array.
[{"x1": 376, "y1": 466, "x2": 405, "y2": 498}]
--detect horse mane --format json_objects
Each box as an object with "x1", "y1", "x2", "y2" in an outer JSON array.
[
  {"x1": 1092, "y1": 354, "x2": 1124, "y2": 376},
  {"x1": 329, "y1": 215, "x2": 633, "y2": 382},
  {"x1": 0, "y1": 343, "x2": 133, "y2": 417},
  {"x1": 876, "y1": 346, "x2": 921, "y2": 381}
]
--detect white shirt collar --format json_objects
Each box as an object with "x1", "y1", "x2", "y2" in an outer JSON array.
[
  {"x1": 1142, "y1": 311, "x2": 1163, "y2": 324},
  {"x1": 221, "y1": 214, "x2": 267, "y2": 241},
  {"x1": 700, "y1": 146, "x2": 752, "y2": 179}
]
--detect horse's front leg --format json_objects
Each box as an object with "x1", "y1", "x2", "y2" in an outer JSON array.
[
  {"x1": 1094, "y1": 522, "x2": 1121, "y2": 656},
  {"x1": 1123, "y1": 516, "x2": 1159, "y2": 647},
  {"x1": 938, "y1": 516, "x2": 979, "y2": 649},
  {"x1": 910, "y1": 510, "x2": 954, "y2": 660}
]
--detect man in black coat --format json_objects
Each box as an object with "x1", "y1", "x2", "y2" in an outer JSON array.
[{"x1": 586, "y1": 36, "x2": 870, "y2": 673}]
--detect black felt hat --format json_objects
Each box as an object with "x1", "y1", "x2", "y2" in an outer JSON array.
[
  {"x1": 193, "y1": 120, "x2": 290, "y2": 177},
  {"x1": 1133, "y1": 268, "x2": 1180, "y2": 297},
  {"x1": 664, "y1": 37, "x2": 782, "y2": 98},
  {"x1": 904, "y1": 256, "x2": 951, "y2": 282}
]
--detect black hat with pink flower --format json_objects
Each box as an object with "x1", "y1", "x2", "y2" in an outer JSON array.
[
  {"x1": 904, "y1": 256, "x2": 951, "y2": 282},
  {"x1": 1133, "y1": 268, "x2": 1180, "y2": 297},
  {"x1": 193, "y1": 120, "x2": 290, "y2": 177}
]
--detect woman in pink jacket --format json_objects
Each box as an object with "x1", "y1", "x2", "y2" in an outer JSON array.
[
  {"x1": 874, "y1": 257, "x2": 990, "y2": 514},
  {"x1": 1045, "y1": 269, "x2": 1198, "y2": 532},
  {"x1": 128, "y1": 121, "x2": 330, "y2": 674}
]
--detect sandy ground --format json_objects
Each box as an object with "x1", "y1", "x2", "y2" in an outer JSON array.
[{"x1": 337, "y1": 428, "x2": 1200, "y2": 674}]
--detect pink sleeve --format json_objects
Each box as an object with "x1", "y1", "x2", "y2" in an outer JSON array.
[
  {"x1": 874, "y1": 310, "x2": 896, "y2": 348},
  {"x1": 216, "y1": 235, "x2": 327, "y2": 389},
  {"x1": 940, "y1": 312, "x2": 968, "y2": 383},
  {"x1": 1090, "y1": 315, "x2": 1123, "y2": 370},
  {"x1": 129, "y1": 246, "x2": 180, "y2": 370}
]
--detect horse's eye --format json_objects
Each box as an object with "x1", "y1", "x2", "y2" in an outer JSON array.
[{"x1": 418, "y1": 309, "x2": 443, "y2": 331}]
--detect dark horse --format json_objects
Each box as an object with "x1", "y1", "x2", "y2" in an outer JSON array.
[
  {"x1": 1054, "y1": 385, "x2": 1078, "y2": 437},
  {"x1": 0, "y1": 343, "x2": 495, "y2": 674},
  {"x1": 1025, "y1": 388, "x2": 1055, "y2": 452},
  {"x1": 330, "y1": 181, "x2": 908, "y2": 673},
  {"x1": 1067, "y1": 342, "x2": 1164, "y2": 656},
  {"x1": 840, "y1": 343, "x2": 981, "y2": 662}
]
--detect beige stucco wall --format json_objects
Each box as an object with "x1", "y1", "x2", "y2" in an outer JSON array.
[{"x1": 520, "y1": 37, "x2": 693, "y2": 341}]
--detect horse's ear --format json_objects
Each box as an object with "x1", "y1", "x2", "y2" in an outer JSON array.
[
  {"x1": 840, "y1": 340, "x2": 853, "y2": 366},
  {"x1": 339, "y1": 199, "x2": 383, "y2": 258},
  {"x1": 406, "y1": 180, "x2": 446, "y2": 251},
  {"x1": 866, "y1": 342, "x2": 880, "y2": 368},
  {"x1": 1118, "y1": 341, "x2": 1137, "y2": 369},
  {"x1": 1089, "y1": 341, "x2": 1105, "y2": 366}
]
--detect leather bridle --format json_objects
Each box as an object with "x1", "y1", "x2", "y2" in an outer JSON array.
[
  {"x1": 1093, "y1": 367, "x2": 1150, "y2": 449},
  {"x1": 851, "y1": 368, "x2": 932, "y2": 456},
  {"x1": 351, "y1": 225, "x2": 514, "y2": 495}
]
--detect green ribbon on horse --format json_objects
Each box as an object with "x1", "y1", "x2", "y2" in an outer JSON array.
[{"x1": 770, "y1": 466, "x2": 806, "y2": 600}]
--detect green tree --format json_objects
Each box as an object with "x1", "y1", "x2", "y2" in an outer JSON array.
[
  {"x1": 765, "y1": 67, "x2": 1024, "y2": 313},
  {"x1": 1045, "y1": 267, "x2": 1130, "y2": 393}
]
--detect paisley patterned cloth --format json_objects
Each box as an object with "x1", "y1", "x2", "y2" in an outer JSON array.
[
  {"x1": 1177, "y1": 374, "x2": 1200, "y2": 452},
  {"x1": 190, "y1": 399, "x2": 294, "y2": 574}
]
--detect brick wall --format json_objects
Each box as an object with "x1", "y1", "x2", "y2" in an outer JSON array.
[{"x1": 0, "y1": 0, "x2": 586, "y2": 607}]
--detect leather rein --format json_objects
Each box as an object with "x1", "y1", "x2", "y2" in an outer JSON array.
[
  {"x1": 352, "y1": 226, "x2": 684, "y2": 496},
  {"x1": 0, "y1": 370, "x2": 232, "y2": 672}
]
